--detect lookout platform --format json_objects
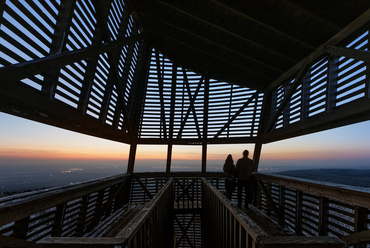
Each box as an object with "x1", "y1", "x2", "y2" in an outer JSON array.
[{"x1": 0, "y1": 172, "x2": 369, "y2": 248}]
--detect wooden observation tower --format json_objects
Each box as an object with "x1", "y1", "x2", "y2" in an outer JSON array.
[{"x1": 1, "y1": 0, "x2": 370, "y2": 247}]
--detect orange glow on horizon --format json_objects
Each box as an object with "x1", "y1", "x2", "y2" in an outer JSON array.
[{"x1": 0, "y1": 148, "x2": 128, "y2": 161}]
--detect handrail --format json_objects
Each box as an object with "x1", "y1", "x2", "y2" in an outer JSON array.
[
  {"x1": 201, "y1": 177, "x2": 267, "y2": 247},
  {"x1": 254, "y1": 172, "x2": 370, "y2": 246},
  {"x1": 0, "y1": 174, "x2": 130, "y2": 226},
  {"x1": 202, "y1": 177, "x2": 346, "y2": 247},
  {"x1": 37, "y1": 178, "x2": 174, "y2": 248},
  {"x1": 254, "y1": 172, "x2": 370, "y2": 208},
  {"x1": 116, "y1": 178, "x2": 173, "y2": 239}
]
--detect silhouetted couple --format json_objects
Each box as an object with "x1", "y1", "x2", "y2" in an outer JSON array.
[{"x1": 223, "y1": 150, "x2": 254, "y2": 209}]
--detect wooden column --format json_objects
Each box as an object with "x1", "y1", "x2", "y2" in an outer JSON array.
[
  {"x1": 167, "y1": 62, "x2": 177, "y2": 174},
  {"x1": 166, "y1": 143, "x2": 172, "y2": 174},
  {"x1": 202, "y1": 73, "x2": 209, "y2": 175},
  {"x1": 127, "y1": 142, "x2": 137, "y2": 174},
  {"x1": 253, "y1": 142, "x2": 262, "y2": 171},
  {"x1": 202, "y1": 143, "x2": 207, "y2": 175}
]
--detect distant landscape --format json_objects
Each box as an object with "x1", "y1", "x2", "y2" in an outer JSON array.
[
  {"x1": 1, "y1": 163, "x2": 369, "y2": 197},
  {"x1": 274, "y1": 169, "x2": 370, "y2": 188}
]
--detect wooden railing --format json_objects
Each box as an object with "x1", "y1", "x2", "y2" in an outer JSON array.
[
  {"x1": 37, "y1": 178, "x2": 174, "y2": 248},
  {"x1": 0, "y1": 174, "x2": 130, "y2": 244},
  {"x1": 202, "y1": 177, "x2": 346, "y2": 248},
  {"x1": 2, "y1": 171, "x2": 364, "y2": 247},
  {"x1": 253, "y1": 173, "x2": 370, "y2": 247}
]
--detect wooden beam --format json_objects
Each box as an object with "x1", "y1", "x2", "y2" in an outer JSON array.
[
  {"x1": 137, "y1": 136, "x2": 260, "y2": 145},
  {"x1": 262, "y1": 98, "x2": 370, "y2": 143},
  {"x1": 211, "y1": 0, "x2": 316, "y2": 50},
  {"x1": 213, "y1": 91, "x2": 259, "y2": 139},
  {"x1": 176, "y1": 72, "x2": 204, "y2": 139},
  {"x1": 267, "y1": 7, "x2": 370, "y2": 91},
  {"x1": 340, "y1": 229, "x2": 370, "y2": 246},
  {"x1": 42, "y1": 0, "x2": 76, "y2": 100},
  {"x1": 265, "y1": 60, "x2": 310, "y2": 133},
  {"x1": 155, "y1": 51, "x2": 168, "y2": 139},
  {"x1": 152, "y1": 32, "x2": 275, "y2": 82},
  {"x1": 325, "y1": 45, "x2": 370, "y2": 63},
  {"x1": 154, "y1": 0, "x2": 298, "y2": 64},
  {"x1": 133, "y1": 176, "x2": 154, "y2": 199},
  {"x1": 254, "y1": 176, "x2": 285, "y2": 226},
  {"x1": 0, "y1": 34, "x2": 144, "y2": 84},
  {"x1": 0, "y1": 88, "x2": 130, "y2": 144},
  {"x1": 150, "y1": 16, "x2": 285, "y2": 75}
]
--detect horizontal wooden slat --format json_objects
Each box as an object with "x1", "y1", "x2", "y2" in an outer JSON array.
[{"x1": 255, "y1": 173, "x2": 370, "y2": 209}]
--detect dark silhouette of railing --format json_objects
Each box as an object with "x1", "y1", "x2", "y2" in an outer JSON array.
[
  {"x1": 201, "y1": 178, "x2": 347, "y2": 248},
  {"x1": 0, "y1": 172, "x2": 369, "y2": 247},
  {"x1": 253, "y1": 173, "x2": 370, "y2": 247}
]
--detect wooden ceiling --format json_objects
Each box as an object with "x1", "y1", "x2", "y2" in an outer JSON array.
[{"x1": 128, "y1": 0, "x2": 370, "y2": 91}]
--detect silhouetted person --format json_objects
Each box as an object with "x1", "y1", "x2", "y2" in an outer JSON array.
[
  {"x1": 223, "y1": 154, "x2": 235, "y2": 199},
  {"x1": 235, "y1": 150, "x2": 254, "y2": 208}
]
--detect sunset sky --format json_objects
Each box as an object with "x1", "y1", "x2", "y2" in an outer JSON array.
[{"x1": 0, "y1": 112, "x2": 370, "y2": 172}]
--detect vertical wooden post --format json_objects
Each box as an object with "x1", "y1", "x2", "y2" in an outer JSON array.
[
  {"x1": 202, "y1": 73, "x2": 209, "y2": 176},
  {"x1": 253, "y1": 142, "x2": 262, "y2": 171},
  {"x1": 354, "y1": 206, "x2": 367, "y2": 233},
  {"x1": 75, "y1": 195, "x2": 90, "y2": 237},
  {"x1": 166, "y1": 143, "x2": 172, "y2": 174},
  {"x1": 12, "y1": 217, "x2": 30, "y2": 239},
  {"x1": 202, "y1": 143, "x2": 207, "y2": 176},
  {"x1": 167, "y1": 62, "x2": 177, "y2": 174},
  {"x1": 51, "y1": 202, "x2": 67, "y2": 237},
  {"x1": 127, "y1": 142, "x2": 137, "y2": 174},
  {"x1": 319, "y1": 196, "x2": 329, "y2": 236},
  {"x1": 279, "y1": 185, "x2": 286, "y2": 224},
  {"x1": 295, "y1": 190, "x2": 303, "y2": 235}
]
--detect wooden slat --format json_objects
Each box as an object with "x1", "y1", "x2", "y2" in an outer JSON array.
[
  {"x1": 0, "y1": 175, "x2": 129, "y2": 226},
  {"x1": 259, "y1": 236, "x2": 346, "y2": 248},
  {"x1": 256, "y1": 173, "x2": 370, "y2": 209},
  {"x1": 341, "y1": 229, "x2": 370, "y2": 246}
]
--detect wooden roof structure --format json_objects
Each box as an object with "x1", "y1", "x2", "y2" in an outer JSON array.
[{"x1": 1, "y1": 0, "x2": 370, "y2": 172}]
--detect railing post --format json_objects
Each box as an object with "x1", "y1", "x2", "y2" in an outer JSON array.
[
  {"x1": 319, "y1": 196, "x2": 329, "y2": 236},
  {"x1": 75, "y1": 195, "x2": 90, "y2": 237},
  {"x1": 295, "y1": 190, "x2": 303, "y2": 235},
  {"x1": 11, "y1": 216, "x2": 30, "y2": 239},
  {"x1": 51, "y1": 202, "x2": 67, "y2": 237},
  {"x1": 279, "y1": 185, "x2": 286, "y2": 224},
  {"x1": 354, "y1": 206, "x2": 367, "y2": 233}
]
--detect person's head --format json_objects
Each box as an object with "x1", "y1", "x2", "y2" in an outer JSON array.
[
  {"x1": 226, "y1": 154, "x2": 233, "y2": 162},
  {"x1": 243, "y1": 150, "x2": 249, "y2": 157}
]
